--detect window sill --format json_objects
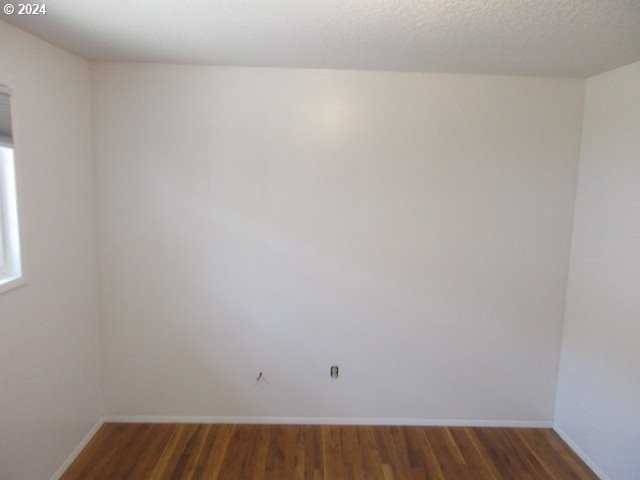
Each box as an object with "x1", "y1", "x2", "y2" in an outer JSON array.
[{"x1": 0, "y1": 275, "x2": 27, "y2": 295}]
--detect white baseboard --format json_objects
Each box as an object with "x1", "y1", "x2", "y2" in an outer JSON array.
[
  {"x1": 50, "y1": 417, "x2": 104, "y2": 480},
  {"x1": 553, "y1": 424, "x2": 608, "y2": 480},
  {"x1": 103, "y1": 415, "x2": 552, "y2": 428}
]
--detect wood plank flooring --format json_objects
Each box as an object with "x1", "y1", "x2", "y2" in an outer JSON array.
[{"x1": 61, "y1": 423, "x2": 599, "y2": 480}]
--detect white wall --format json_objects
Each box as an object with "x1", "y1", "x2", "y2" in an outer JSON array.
[
  {"x1": 93, "y1": 63, "x2": 584, "y2": 422},
  {"x1": 0, "y1": 22, "x2": 103, "y2": 480},
  {"x1": 555, "y1": 61, "x2": 640, "y2": 480}
]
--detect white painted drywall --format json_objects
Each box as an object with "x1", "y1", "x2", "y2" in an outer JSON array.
[
  {"x1": 0, "y1": 22, "x2": 103, "y2": 480},
  {"x1": 555, "y1": 61, "x2": 640, "y2": 480},
  {"x1": 92, "y1": 63, "x2": 584, "y2": 422}
]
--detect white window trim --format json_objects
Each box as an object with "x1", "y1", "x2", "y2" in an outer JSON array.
[
  {"x1": 0, "y1": 84, "x2": 26, "y2": 294},
  {"x1": 0, "y1": 276, "x2": 27, "y2": 295}
]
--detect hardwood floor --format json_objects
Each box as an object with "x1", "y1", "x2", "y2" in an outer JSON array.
[{"x1": 61, "y1": 423, "x2": 598, "y2": 480}]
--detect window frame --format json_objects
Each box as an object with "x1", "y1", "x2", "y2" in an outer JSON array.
[{"x1": 0, "y1": 84, "x2": 25, "y2": 294}]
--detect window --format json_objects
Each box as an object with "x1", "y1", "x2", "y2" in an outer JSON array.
[{"x1": 0, "y1": 86, "x2": 24, "y2": 293}]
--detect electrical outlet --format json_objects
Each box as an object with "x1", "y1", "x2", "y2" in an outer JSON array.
[{"x1": 330, "y1": 365, "x2": 339, "y2": 378}]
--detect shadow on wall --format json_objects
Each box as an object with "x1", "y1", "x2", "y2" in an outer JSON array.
[{"x1": 103, "y1": 158, "x2": 548, "y2": 419}]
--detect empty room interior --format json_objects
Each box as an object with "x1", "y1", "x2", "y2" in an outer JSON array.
[{"x1": 0, "y1": 1, "x2": 639, "y2": 479}]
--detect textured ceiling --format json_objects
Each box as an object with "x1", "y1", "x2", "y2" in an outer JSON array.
[{"x1": 2, "y1": 0, "x2": 639, "y2": 77}]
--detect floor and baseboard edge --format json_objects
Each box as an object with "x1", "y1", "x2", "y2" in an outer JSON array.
[
  {"x1": 50, "y1": 417, "x2": 105, "y2": 480},
  {"x1": 553, "y1": 424, "x2": 609, "y2": 480},
  {"x1": 102, "y1": 415, "x2": 553, "y2": 428},
  {"x1": 51, "y1": 416, "x2": 611, "y2": 479}
]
